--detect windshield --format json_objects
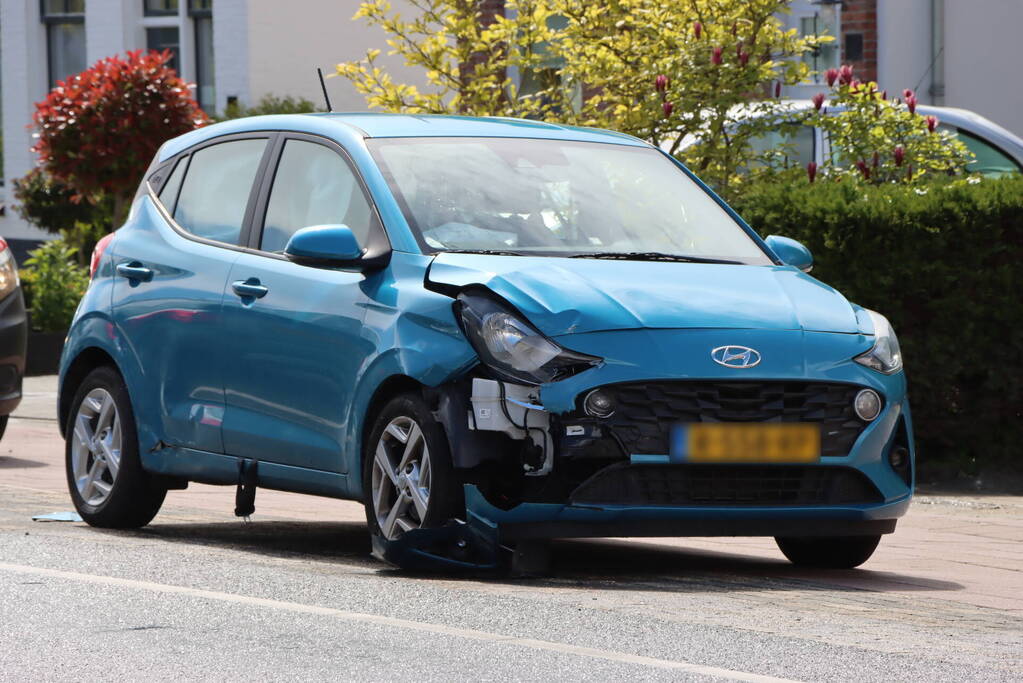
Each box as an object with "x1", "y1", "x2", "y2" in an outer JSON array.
[{"x1": 368, "y1": 137, "x2": 771, "y2": 264}]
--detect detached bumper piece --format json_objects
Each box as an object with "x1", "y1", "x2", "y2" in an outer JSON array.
[
  {"x1": 370, "y1": 505, "x2": 504, "y2": 573},
  {"x1": 571, "y1": 464, "x2": 884, "y2": 507}
]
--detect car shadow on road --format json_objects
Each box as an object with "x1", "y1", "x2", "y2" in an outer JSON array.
[
  {"x1": 95, "y1": 520, "x2": 964, "y2": 594},
  {"x1": 0, "y1": 456, "x2": 48, "y2": 469}
]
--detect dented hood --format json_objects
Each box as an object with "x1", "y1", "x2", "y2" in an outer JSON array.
[{"x1": 427, "y1": 253, "x2": 862, "y2": 336}]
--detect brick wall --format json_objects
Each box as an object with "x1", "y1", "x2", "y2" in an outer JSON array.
[{"x1": 841, "y1": 0, "x2": 878, "y2": 83}]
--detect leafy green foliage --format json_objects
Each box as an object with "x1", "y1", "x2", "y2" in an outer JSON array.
[
  {"x1": 217, "y1": 94, "x2": 321, "y2": 121},
  {"x1": 803, "y1": 66, "x2": 971, "y2": 184},
  {"x1": 732, "y1": 176, "x2": 1023, "y2": 475},
  {"x1": 12, "y1": 168, "x2": 113, "y2": 239},
  {"x1": 337, "y1": 0, "x2": 825, "y2": 197},
  {"x1": 20, "y1": 238, "x2": 90, "y2": 333}
]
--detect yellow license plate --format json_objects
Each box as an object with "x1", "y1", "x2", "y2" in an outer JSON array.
[{"x1": 684, "y1": 423, "x2": 821, "y2": 463}]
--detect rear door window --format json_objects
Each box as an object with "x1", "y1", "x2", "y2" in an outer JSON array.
[
  {"x1": 259, "y1": 139, "x2": 378, "y2": 253},
  {"x1": 174, "y1": 138, "x2": 268, "y2": 244}
]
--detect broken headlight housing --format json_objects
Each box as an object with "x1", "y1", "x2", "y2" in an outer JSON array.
[
  {"x1": 455, "y1": 292, "x2": 600, "y2": 385},
  {"x1": 855, "y1": 310, "x2": 903, "y2": 375}
]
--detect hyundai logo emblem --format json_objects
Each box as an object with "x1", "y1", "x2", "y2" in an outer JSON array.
[{"x1": 711, "y1": 345, "x2": 762, "y2": 369}]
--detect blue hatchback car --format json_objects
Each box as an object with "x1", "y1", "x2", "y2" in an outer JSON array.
[{"x1": 60, "y1": 114, "x2": 913, "y2": 570}]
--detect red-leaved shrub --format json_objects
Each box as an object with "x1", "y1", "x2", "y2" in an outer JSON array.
[{"x1": 32, "y1": 50, "x2": 209, "y2": 222}]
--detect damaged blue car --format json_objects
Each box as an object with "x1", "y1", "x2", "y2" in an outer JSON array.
[{"x1": 59, "y1": 114, "x2": 913, "y2": 570}]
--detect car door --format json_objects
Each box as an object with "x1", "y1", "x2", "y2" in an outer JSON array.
[
  {"x1": 219, "y1": 134, "x2": 385, "y2": 472},
  {"x1": 111, "y1": 134, "x2": 272, "y2": 453}
]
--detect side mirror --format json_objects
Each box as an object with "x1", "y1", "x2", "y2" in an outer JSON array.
[
  {"x1": 765, "y1": 235, "x2": 813, "y2": 273},
  {"x1": 284, "y1": 224, "x2": 364, "y2": 267}
]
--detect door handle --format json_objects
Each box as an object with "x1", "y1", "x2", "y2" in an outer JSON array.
[
  {"x1": 232, "y1": 279, "x2": 269, "y2": 299},
  {"x1": 116, "y1": 262, "x2": 154, "y2": 282}
]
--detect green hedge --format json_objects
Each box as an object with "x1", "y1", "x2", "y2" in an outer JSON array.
[{"x1": 731, "y1": 176, "x2": 1023, "y2": 477}]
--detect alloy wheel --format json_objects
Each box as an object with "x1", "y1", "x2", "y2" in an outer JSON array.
[
  {"x1": 70, "y1": 388, "x2": 122, "y2": 507},
  {"x1": 371, "y1": 416, "x2": 432, "y2": 540}
]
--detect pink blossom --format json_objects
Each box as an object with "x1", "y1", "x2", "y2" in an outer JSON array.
[
  {"x1": 662, "y1": 101, "x2": 674, "y2": 117},
  {"x1": 807, "y1": 161, "x2": 817, "y2": 183},
  {"x1": 655, "y1": 74, "x2": 668, "y2": 92},
  {"x1": 711, "y1": 46, "x2": 723, "y2": 65},
  {"x1": 824, "y1": 68, "x2": 839, "y2": 87},
  {"x1": 739, "y1": 51, "x2": 749, "y2": 66},
  {"x1": 693, "y1": 21, "x2": 702, "y2": 39},
  {"x1": 903, "y1": 88, "x2": 914, "y2": 100},
  {"x1": 812, "y1": 92, "x2": 825, "y2": 111},
  {"x1": 894, "y1": 145, "x2": 905, "y2": 166},
  {"x1": 838, "y1": 64, "x2": 854, "y2": 85},
  {"x1": 855, "y1": 160, "x2": 871, "y2": 180},
  {"x1": 926, "y1": 115, "x2": 939, "y2": 132},
  {"x1": 906, "y1": 95, "x2": 917, "y2": 114}
]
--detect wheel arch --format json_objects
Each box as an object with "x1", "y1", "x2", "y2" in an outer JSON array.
[
  {"x1": 352, "y1": 374, "x2": 426, "y2": 497},
  {"x1": 58, "y1": 346, "x2": 122, "y2": 438}
]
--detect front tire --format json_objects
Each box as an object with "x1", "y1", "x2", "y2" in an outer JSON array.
[
  {"x1": 775, "y1": 535, "x2": 882, "y2": 569},
  {"x1": 65, "y1": 366, "x2": 166, "y2": 528},
  {"x1": 362, "y1": 393, "x2": 462, "y2": 542}
]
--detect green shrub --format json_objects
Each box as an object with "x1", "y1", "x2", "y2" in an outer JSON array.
[
  {"x1": 12, "y1": 168, "x2": 112, "y2": 236},
  {"x1": 732, "y1": 176, "x2": 1023, "y2": 476},
  {"x1": 218, "y1": 94, "x2": 320, "y2": 121},
  {"x1": 20, "y1": 238, "x2": 90, "y2": 333}
]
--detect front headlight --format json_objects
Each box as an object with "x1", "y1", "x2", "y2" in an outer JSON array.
[
  {"x1": 855, "y1": 310, "x2": 903, "y2": 374},
  {"x1": 0, "y1": 241, "x2": 19, "y2": 300},
  {"x1": 456, "y1": 292, "x2": 600, "y2": 384}
]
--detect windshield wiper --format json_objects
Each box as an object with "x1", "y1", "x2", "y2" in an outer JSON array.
[
  {"x1": 439, "y1": 249, "x2": 524, "y2": 256},
  {"x1": 568, "y1": 251, "x2": 742, "y2": 264}
]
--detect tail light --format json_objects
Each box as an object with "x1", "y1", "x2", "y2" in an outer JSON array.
[{"x1": 90, "y1": 232, "x2": 116, "y2": 279}]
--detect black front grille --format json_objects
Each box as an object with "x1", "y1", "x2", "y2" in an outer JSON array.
[
  {"x1": 590, "y1": 381, "x2": 871, "y2": 458},
  {"x1": 571, "y1": 464, "x2": 884, "y2": 507}
]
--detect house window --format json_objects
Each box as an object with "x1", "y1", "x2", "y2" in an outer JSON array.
[
  {"x1": 143, "y1": 0, "x2": 178, "y2": 16},
  {"x1": 42, "y1": 0, "x2": 87, "y2": 86},
  {"x1": 844, "y1": 33, "x2": 864, "y2": 62},
  {"x1": 799, "y1": 9, "x2": 840, "y2": 82},
  {"x1": 147, "y1": 26, "x2": 181, "y2": 73},
  {"x1": 189, "y1": 0, "x2": 215, "y2": 112}
]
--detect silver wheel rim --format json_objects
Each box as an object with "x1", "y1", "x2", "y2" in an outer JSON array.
[
  {"x1": 71, "y1": 388, "x2": 122, "y2": 507},
  {"x1": 371, "y1": 416, "x2": 432, "y2": 541}
]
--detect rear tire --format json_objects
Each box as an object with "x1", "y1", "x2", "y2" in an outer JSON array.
[
  {"x1": 362, "y1": 393, "x2": 462, "y2": 542},
  {"x1": 65, "y1": 366, "x2": 166, "y2": 528},
  {"x1": 775, "y1": 535, "x2": 882, "y2": 569}
]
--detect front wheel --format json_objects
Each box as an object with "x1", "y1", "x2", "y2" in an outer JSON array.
[
  {"x1": 775, "y1": 535, "x2": 882, "y2": 569},
  {"x1": 65, "y1": 366, "x2": 166, "y2": 528},
  {"x1": 362, "y1": 393, "x2": 462, "y2": 542}
]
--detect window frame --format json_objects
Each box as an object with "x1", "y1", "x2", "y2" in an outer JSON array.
[
  {"x1": 41, "y1": 0, "x2": 86, "y2": 87},
  {"x1": 246, "y1": 132, "x2": 390, "y2": 260},
  {"x1": 142, "y1": 0, "x2": 179, "y2": 17},
  {"x1": 146, "y1": 132, "x2": 277, "y2": 252}
]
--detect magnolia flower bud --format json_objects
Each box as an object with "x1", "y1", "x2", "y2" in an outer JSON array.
[
  {"x1": 655, "y1": 74, "x2": 668, "y2": 92},
  {"x1": 894, "y1": 145, "x2": 905, "y2": 166},
  {"x1": 807, "y1": 161, "x2": 817, "y2": 183},
  {"x1": 839, "y1": 65, "x2": 854, "y2": 85},
  {"x1": 663, "y1": 101, "x2": 674, "y2": 117},
  {"x1": 825, "y1": 68, "x2": 839, "y2": 87},
  {"x1": 926, "y1": 115, "x2": 938, "y2": 132},
  {"x1": 711, "y1": 46, "x2": 722, "y2": 65},
  {"x1": 812, "y1": 93, "x2": 825, "y2": 111},
  {"x1": 693, "y1": 21, "x2": 702, "y2": 39}
]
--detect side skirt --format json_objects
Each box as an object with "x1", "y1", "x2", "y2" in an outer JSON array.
[{"x1": 142, "y1": 445, "x2": 349, "y2": 499}]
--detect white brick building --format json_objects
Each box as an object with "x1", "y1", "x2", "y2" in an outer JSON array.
[{"x1": 0, "y1": 0, "x2": 424, "y2": 250}]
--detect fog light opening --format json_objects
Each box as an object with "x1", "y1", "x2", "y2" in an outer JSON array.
[
  {"x1": 583, "y1": 389, "x2": 616, "y2": 418},
  {"x1": 889, "y1": 446, "x2": 909, "y2": 470},
  {"x1": 853, "y1": 389, "x2": 882, "y2": 421}
]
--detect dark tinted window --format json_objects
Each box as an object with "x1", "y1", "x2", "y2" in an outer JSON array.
[
  {"x1": 261, "y1": 139, "x2": 376, "y2": 253},
  {"x1": 175, "y1": 139, "x2": 266, "y2": 244},
  {"x1": 156, "y1": 157, "x2": 187, "y2": 213},
  {"x1": 955, "y1": 129, "x2": 1021, "y2": 176}
]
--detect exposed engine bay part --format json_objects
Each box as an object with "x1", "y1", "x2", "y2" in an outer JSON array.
[{"x1": 468, "y1": 378, "x2": 554, "y2": 476}]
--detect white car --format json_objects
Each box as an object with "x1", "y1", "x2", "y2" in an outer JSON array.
[{"x1": 679, "y1": 100, "x2": 1023, "y2": 177}]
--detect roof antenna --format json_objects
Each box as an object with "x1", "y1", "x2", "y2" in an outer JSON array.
[{"x1": 317, "y1": 67, "x2": 334, "y2": 112}]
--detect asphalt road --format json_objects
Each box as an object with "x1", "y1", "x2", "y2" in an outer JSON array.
[{"x1": 1, "y1": 377, "x2": 1021, "y2": 681}]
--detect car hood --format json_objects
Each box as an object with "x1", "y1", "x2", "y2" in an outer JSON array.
[{"x1": 427, "y1": 253, "x2": 863, "y2": 336}]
